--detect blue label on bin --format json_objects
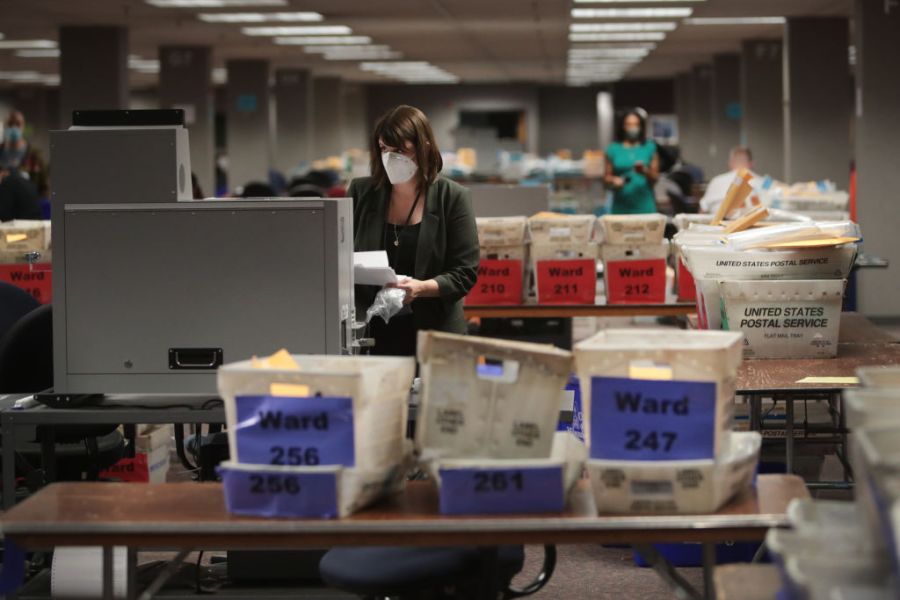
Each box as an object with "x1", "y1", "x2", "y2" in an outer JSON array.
[
  {"x1": 590, "y1": 377, "x2": 716, "y2": 460},
  {"x1": 220, "y1": 466, "x2": 339, "y2": 519},
  {"x1": 235, "y1": 395, "x2": 355, "y2": 467},
  {"x1": 438, "y1": 466, "x2": 564, "y2": 515}
]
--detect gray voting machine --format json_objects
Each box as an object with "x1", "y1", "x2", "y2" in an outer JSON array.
[{"x1": 49, "y1": 110, "x2": 355, "y2": 397}]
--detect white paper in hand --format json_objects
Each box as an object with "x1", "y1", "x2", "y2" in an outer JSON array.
[{"x1": 354, "y1": 251, "x2": 399, "y2": 286}]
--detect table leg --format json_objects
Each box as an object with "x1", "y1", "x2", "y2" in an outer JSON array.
[
  {"x1": 702, "y1": 543, "x2": 716, "y2": 600},
  {"x1": 40, "y1": 426, "x2": 56, "y2": 484},
  {"x1": 785, "y1": 397, "x2": 795, "y2": 476},
  {"x1": 102, "y1": 546, "x2": 114, "y2": 600},
  {"x1": 632, "y1": 544, "x2": 702, "y2": 600},
  {"x1": 748, "y1": 395, "x2": 761, "y2": 432},
  {"x1": 475, "y1": 546, "x2": 501, "y2": 600},
  {"x1": 2, "y1": 415, "x2": 17, "y2": 509},
  {"x1": 126, "y1": 548, "x2": 137, "y2": 600},
  {"x1": 838, "y1": 392, "x2": 851, "y2": 483},
  {"x1": 137, "y1": 548, "x2": 191, "y2": 600}
]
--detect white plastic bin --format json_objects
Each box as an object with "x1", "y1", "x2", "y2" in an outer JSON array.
[
  {"x1": 586, "y1": 431, "x2": 760, "y2": 514},
  {"x1": 416, "y1": 330, "x2": 573, "y2": 460},
  {"x1": 531, "y1": 242, "x2": 599, "y2": 305},
  {"x1": 601, "y1": 241, "x2": 669, "y2": 305},
  {"x1": 598, "y1": 214, "x2": 667, "y2": 245},
  {"x1": 527, "y1": 213, "x2": 596, "y2": 244},
  {"x1": 217, "y1": 355, "x2": 415, "y2": 472},
  {"x1": 476, "y1": 216, "x2": 528, "y2": 246},
  {"x1": 782, "y1": 552, "x2": 890, "y2": 600},
  {"x1": 573, "y1": 329, "x2": 744, "y2": 460},
  {"x1": 858, "y1": 367, "x2": 900, "y2": 389},
  {"x1": 428, "y1": 432, "x2": 587, "y2": 515},
  {"x1": 718, "y1": 279, "x2": 846, "y2": 359}
]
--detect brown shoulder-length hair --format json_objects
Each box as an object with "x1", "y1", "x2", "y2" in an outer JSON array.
[{"x1": 369, "y1": 105, "x2": 443, "y2": 192}]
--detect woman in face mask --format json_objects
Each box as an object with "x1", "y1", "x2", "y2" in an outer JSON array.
[
  {"x1": 349, "y1": 105, "x2": 479, "y2": 356},
  {"x1": 603, "y1": 109, "x2": 660, "y2": 214}
]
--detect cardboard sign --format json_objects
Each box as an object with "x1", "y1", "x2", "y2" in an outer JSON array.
[
  {"x1": 220, "y1": 466, "x2": 339, "y2": 519},
  {"x1": 235, "y1": 395, "x2": 355, "y2": 466},
  {"x1": 605, "y1": 259, "x2": 666, "y2": 304},
  {"x1": 0, "y1": 263, "x2": 51, "y2": 304},
  {"x1": 465, "y1": 259, "x2": 523, "y2": 305},
  {"x1": 535, "y1": 259, "x2": 595, "y2": 304},
  {"x1": 438, "y1": 466, "x2": 564, "y2": 515},
  {"x1": 677, "y1": 258, "x2": 696, "y2": 302},
  {"x1": 590, "y1": 377, "x2": 716, "y2": 460}
]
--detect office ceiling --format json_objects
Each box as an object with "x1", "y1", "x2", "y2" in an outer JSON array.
[{"x1": 0, "y1": 0, "x2": 852, "y2": 87}]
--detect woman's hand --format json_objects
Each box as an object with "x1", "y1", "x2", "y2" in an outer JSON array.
[
  {"x1": 608, "y1": 176, "x2": 626, "y2": 189},
  {"x1": 387, "y1": 278, "x2": 440, "y2": 305}
]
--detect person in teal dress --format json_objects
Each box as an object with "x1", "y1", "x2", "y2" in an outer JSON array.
[{"x1": 603, "y1": 109, "x2": 660, "y2": 214}]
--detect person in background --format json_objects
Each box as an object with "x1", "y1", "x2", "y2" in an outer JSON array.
[
  {"x1": 0, "y1": 111, "x2": 48, "y2": 198},
  {"x1": 0, "y1": 170, "x2": 42, "y2": 222},
  {"x1": 349, "y1": 105, "x2": 479, "y2": 356},
  {"x1": 700, "y1": 145, "x2": 759, "y2": 214},
  {"x1": 603, "y1": 109, "x2": 660, "y2": 214}
]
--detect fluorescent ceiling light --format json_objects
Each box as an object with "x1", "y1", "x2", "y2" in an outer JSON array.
[
  {"x1": 0, "y1": 39, "x2": 57, "y2": 50},
  {"x1": 570, "y1": 32, "x2": 666, "y2": 42},
  {"x1": 323, "y1": 51, "x2": 402, "y2": 61},
  {"x1": 147, "y1": 0, "x2": 287, "y2": 7},
  {"x1": 198, "y1": 12, "x2": 322, "y2": 22},
  {"x1": 14, "y1": 49, "x2": 61, "y2": 58},
  {"x1": 242, "y1": 25, "x2": 351, "y2": 36},
  {"x1": 571, "y1": 22, "x2": 676, "y2": 32},
  {"x1": 304, "y1": 44, "x2": 392, "y2": 54},
  {"x1": 360, "y1": 61, "x2": 458, "y2": 83},
  {"x1": 683, "y1": 17, "x2": 785, "y2": 25},
  {"x1": 571, "y1": 42, "x2": 657, "y2": 50},
  {"x1": 572, "y1": 8, "x2": 691, "y2": 18},
  {"x1": 212, "y1": 67, "x2": 227, "y2": 83},
  {"x1": 274, "y1": 36, "x2": 371, "y2": 45},
  {"x1": 568, "y1": 48, "x2": 649, "y2": 56},
  {"x1": 129, "y1": 57, "x2": 160, "y2": 72},
  {"x1": 0, "y1": 70, "x2": 59, "y2": 85},
  {"x1": 575, "y1": 0, "x2": 703, "y2": 2}
]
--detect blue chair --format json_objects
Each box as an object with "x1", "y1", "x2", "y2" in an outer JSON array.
[{"x1": 319, "y1": 544, "x2": 556, "y2": 599}]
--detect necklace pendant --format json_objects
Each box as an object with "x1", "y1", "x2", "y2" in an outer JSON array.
[{"x1": 394, "y1": 240, "x2": 400, "y2": 247}]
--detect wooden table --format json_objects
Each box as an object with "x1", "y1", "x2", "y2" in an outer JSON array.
[
  {"x1": 714, "y1": 564, "x2": 781, "y2": 600},
  {"x1": 464, "y1": 302, "x2": 696, "y2": 319},
  {"x1": 1, "y1": 475, "x2": 807, "y2": 600}
]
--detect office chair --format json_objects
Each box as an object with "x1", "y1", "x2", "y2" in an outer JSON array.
[
  {"x1": 0, "y1": 281, "x2": 39, "y2": 343},
  {"x1": 319, "y1": 544, "x2": 556, "y2": 599},
  {"x1": 0, "y1": 304, "x2": 125, "y2": 485}
]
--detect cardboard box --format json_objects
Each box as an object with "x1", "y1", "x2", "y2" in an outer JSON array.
[
  {"x1": 476, "y1": 216, "x2": 528, "y2": 246},
  {"x1": 416, "y1": 331, "x2": 573, "y2": 460},
  {"x1": 719, "y1": 279, "x2": 846, "y2": 359},
  {"x1": 0, "y1": 220, "x2": 50, "y2": 253},
  {"x1": 598, "y1": 214, "x2": 667, "y2": 245},
  {"x1": 467, "y1": 246, "x2": 527, "y2": 305},
  {"x1": 527, "y1": 213, "x2": 596, "y2": 244},
  {"x1": 531, "y1": 242, "x2": 599, "y2": 305}
]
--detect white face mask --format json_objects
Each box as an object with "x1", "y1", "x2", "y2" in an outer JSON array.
[{"x1": 382, "y1": 151, "x2": 418, "y2": 185}]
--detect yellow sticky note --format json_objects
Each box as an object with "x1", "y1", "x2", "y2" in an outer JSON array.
[
  {"x1": 795, "y1": 376, "x2": 859, "y2": 385},
  {"x1": 270, "y1": 383, "x2": 311, "y2": 397},
  {"x1": 6, "y1": 233, "x2": 28, "y2": 244},
  {"x1": 629, "y1": 362, "x2": 674, "y2": 381},
  {"x1": 267, "y1": 349, "x2": 300, "y2": 371}
]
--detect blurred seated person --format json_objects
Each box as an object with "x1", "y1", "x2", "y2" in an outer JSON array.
[
  {"x1": 700, "y1": 146, "x2": 761, "y2": 214},
  {"x1": 0, "y1": 170, "x2": 42, "y2": 222},
  {"x1": 239, "y1": 181, "x2": 276, "y2": 198},
  {"x1": 0, "y1": 110, "x2": 49, "y2": 198}
]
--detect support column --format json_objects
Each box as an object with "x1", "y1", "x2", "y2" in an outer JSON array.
[
  {"x1": 674, "y1": 72, "x2": 693, "y2": 166},
  {"x1": 59, "y1": 26, "x2": 128, "y2": 127},
  {"x1": 741, "y1": 39, "x2": 784, "y2": 179},
  {"x1": 783, "y1": 17, "x2": 851, "y2": 188},
  {"x1": 312, "y1": 76, "x2": 344, "y2": 159},
  {"x1": 689, "y1": 64, "x2": 714, "y2": 178},
  {"x1": 274, "y1": 69, "x2": 313, "y2": 176},
  {"x1": 225, "y1": 59, "x2": 271, "y2": 192},
  {"x1": 342, "y1": 83, "x2": 369, "y2": 152},
  {"x1": 711, "y1": 53, "x2": 741, "y2": 168},
  {"x1": 854, "y1": 0, "x2": 900, "y2": 317},
  {"x1": 159, "y1": 46, "x2": 214, "y2": 197}
]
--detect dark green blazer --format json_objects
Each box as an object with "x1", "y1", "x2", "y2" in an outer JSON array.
[{"x1": 349, "y1": 175, "x2": 479, "y2": 334}]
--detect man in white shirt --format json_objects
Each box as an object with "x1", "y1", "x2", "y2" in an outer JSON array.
[{"x1": 700, "y1": 146, "x2": 760, "y2": 214}]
